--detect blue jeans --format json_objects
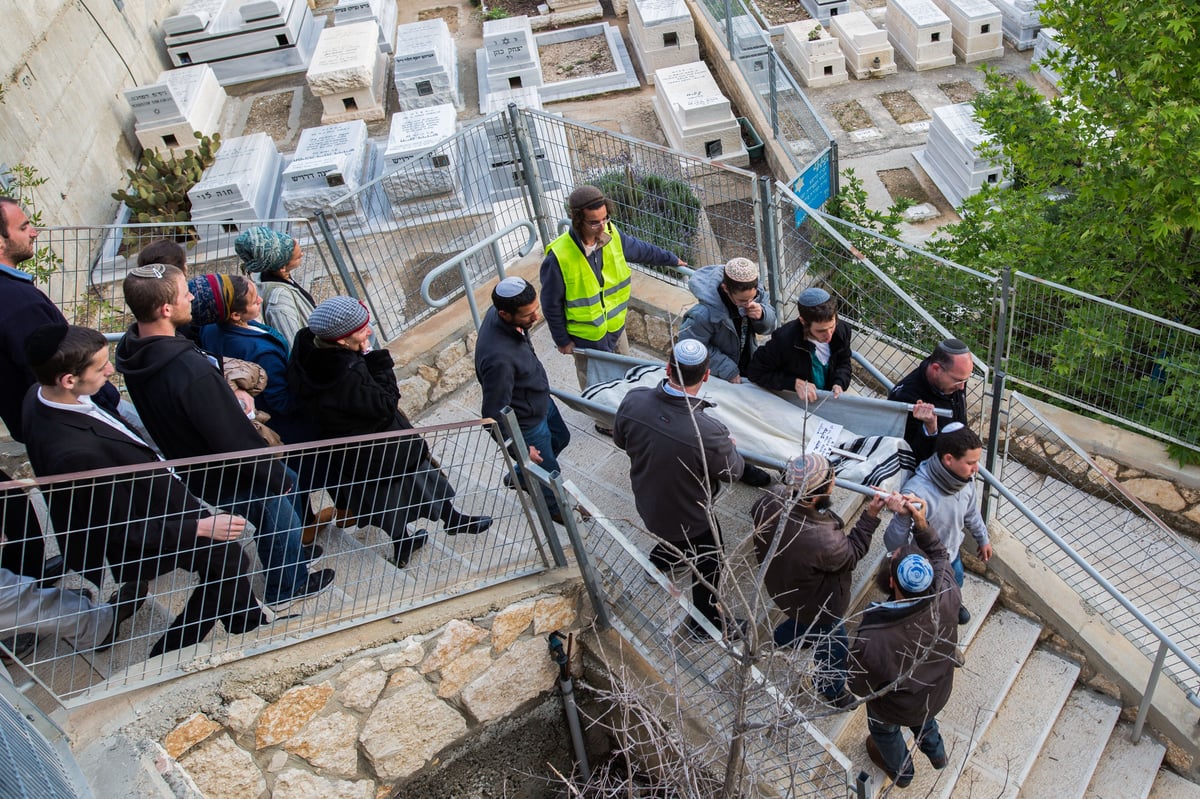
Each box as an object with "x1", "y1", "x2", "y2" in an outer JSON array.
[
  {"x1": 951, "y1": 556, "x2": 964, "y2": 587},
  {"x1": 774, "y1": 618, "x2": 849, "y2": 698},
  {"x1": 218, "y1": 469, "x2": 309, "y2": 605},
  {"x1": 519, "y1": 402, "x2": 571, "y2": 515},
  {"x1": 867, "y1": 711, "x2": 945, "y2": 780}
]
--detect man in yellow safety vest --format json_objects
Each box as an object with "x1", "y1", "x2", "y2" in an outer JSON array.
[{"x1": 539, "y1": 185, "x2": 686, "y2": 433}]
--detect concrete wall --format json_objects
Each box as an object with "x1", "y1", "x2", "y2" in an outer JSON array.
[{"x1": 2, "y1": 2, "x2": 171, "y2": 225}]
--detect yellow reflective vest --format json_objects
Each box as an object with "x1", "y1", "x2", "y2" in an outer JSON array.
[{"x1": 548, "y1": 227, "x2": 633, "y2": 342}]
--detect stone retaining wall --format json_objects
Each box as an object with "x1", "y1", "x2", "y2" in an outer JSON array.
[{"x1": 157, "y1": 590, "x2": 583, "y2": 798}]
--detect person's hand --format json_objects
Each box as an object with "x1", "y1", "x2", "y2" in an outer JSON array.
[
  {"x1": 794, "y1": 378, "x2": 817, "y2": 402},
  {"x1": 557, "y1": 343, "x2": 575, "y2": 355},
  {"x1": 745, "y1": 300, "x2": 763, "y2": 321},
  {"x1": 903, "y1": 493, "x2": 928, "y2": 530},
  {"x1": 831, "y1": 385, "x2": 844, "y2": 398},
  {"x1": 233, "y1": 389, "x2": 256, "y2": 417},
  {"x1": 676, "y1": 258, "x2": 687, "y2": 266},
  {"x1": 978, "y1": 542, "x2": 994, "y2": 562},
  {"x1": 913, "y1": 400, "x2": 937, "y2": 434},
  {"x1": 730, "y1": 375, "x2": 742, "y2": 384},
  {"x1": 865, "y1": 488, "x2": 886, "y2": 517},
  {"x1": 196, "y1": 514, "x2": 247, "y2": 541},
  {"x1": 528, "y1": 444, "x2": 543, "y2": 464}
]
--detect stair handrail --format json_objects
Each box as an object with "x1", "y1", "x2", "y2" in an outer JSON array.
[{"x1": 419, "y1": 219, "x2": 540, "y2": 330}]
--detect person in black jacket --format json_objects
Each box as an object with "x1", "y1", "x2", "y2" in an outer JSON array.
[
  {"x1": 474, "y1": 277, "x2": 571, "y2": 523},
  {"x1": 289, "y1": 298, "x2": 491, "y2": 567},
  {"x1": 23, "y1": 324, "x2": 275, "y2": 655},
  {"x1": 887, "y1": 338, "x2": 973, "y2": 464},
  {"x1": 115, "y1": 264, "x2": 332, "y2": 610},
  {"x1": 748, "y1": 287, "x2": 853, "y2": 402}
]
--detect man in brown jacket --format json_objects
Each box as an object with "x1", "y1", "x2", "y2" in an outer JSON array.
[
  {"x1": 849, "y1": 495, "x2": 961, "y2": 788},
  {"x1": 752, "y1": 452, "x2": 884, "y2": 707}
]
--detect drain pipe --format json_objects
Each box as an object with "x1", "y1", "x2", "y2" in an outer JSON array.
[{"x1": 548, "y1": 631, "x2": 591, "y2": 780}]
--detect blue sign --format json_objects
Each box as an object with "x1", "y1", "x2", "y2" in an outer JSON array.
[{"x1": 790, "y1": 149, "x2": 832, "y2": 225}]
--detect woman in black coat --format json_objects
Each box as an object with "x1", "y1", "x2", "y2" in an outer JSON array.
[{"x1": 288, "y1": 298, "x2": 491, "y2": 567}]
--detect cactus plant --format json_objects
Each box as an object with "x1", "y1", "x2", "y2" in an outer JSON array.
[{"x1": 112, "y1": 131, "x2": 221, "y2": 242}]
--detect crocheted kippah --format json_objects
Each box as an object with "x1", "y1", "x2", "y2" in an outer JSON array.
[
  {"x1": 495, "y1": 276, "x2": 528, "y2": 297},
  {"x1": 797, "y1": 287, "x2": 831, "y2": 307},
  {"x1": 672, "y1": 338, "x2": 708, "y2": 366},
  {"x1": 785, "y1": 452, "x2": 831, "y2": 497},
  {"x1": 723, "y1": 257, "x2": 759, "y2": 282},
  {"x1": 896, "y1": 553, "x2": 934, "y2": 593}
]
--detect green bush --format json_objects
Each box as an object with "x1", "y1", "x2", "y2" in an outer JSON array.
[{"x1": 591, "y1": 168, "x2": 701, "y2": 273}]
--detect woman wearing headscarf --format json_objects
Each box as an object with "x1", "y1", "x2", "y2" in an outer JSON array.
[
  {"x1": 235, "y1": 226, "x2": 316, "y2": 351},
  {"x1": 288, "y1": 297, "x2": 492, "y2": 568}
]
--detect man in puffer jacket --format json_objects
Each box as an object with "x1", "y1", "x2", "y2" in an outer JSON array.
[{"x1": 678, "y1": 257, "x2": 777, "y2": 384}]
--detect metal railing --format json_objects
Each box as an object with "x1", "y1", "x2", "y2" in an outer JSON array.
[{"x1": 0, "y1": 421, "x2": 554, "y2": 707}]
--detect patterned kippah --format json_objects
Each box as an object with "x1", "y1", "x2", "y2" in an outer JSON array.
[
  {"x1": 785, "y1": 452, "x2": 831, "y2": 497},
  {"x1": 672, "y1": 338, "x2": 708, "y2": 366},
  {"x1": 723, "y1": 257, "x2": 759, "y2": 282},
  {"x1": 896, "y1": 553, "x2": 934, "y2": 593}
]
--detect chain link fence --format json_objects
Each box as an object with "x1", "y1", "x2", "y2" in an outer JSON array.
[{"x1": 0, "y1": 422, "x2": 552, "y2": 707}]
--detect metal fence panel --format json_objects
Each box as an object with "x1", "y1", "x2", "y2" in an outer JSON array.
[
  {"x1": 0, "y1": 421, "x2": 550, "y2": 707},
  {"x1": 995, "y1": 394, "x2": 1200, "y2": 700},
  {"x1": 35, "y1": 219, "x2": 344, "y2": 341},
  {"x1": 1008, "y1": 272, "x2": 1200, "y2": 451}
]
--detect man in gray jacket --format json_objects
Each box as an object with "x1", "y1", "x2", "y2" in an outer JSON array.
[
  {"x1": 883, "y1": 423, "x2": 992, "y2": 624},
  {"x1": 614, "y1": 339, "x2": 744, "y2": 640},
  {"x1": 752, "y1": 452, "x2": 884, "y2": 706}
]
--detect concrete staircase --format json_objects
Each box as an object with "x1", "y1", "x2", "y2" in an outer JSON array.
[{"x1": 828, "y1": 572, "x2": 1189, "y2": 798}]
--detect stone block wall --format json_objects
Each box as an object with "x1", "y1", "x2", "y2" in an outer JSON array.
[{"x1": 158, "y1": 591, "x2": 582, "y2": 798}]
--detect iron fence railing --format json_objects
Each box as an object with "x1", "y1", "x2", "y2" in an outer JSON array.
[
  {"x1": 0, "y1": 421, "x2": 552, "y2": 707},
  {"x1": 35, "y1": 219, "x2": 347, "y2": 341}
]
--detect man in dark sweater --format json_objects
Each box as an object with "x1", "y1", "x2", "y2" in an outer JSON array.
[
  {"x1": 887, "y1": 338, "x2": 973, "y2": 464},
  {"x1": 475, "y1": 277, "x2": 570, "y2": 523},
  {"x1": 614, "y1": 339, "x2": 744, "y2": 640},
  {"x1": 115, "y1": 264, "x2": 332, "y2": 610}
]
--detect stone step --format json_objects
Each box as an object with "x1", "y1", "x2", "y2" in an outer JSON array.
[
  {"x1": 1149, "y1": 769, "x2": 1200, "y2": 799},
  {"x1": 1019, "y1": 688, "x2": 1122, "y2": 798},
  {"x1": 954, "y1": 648, "x2": 1080, "y2": 797},
  {"x1": 834, "y1": 608, "x2": 1042, "y2": 797},
  {"x1": 818, "y1": 572, "x2": 1001, "y2": 747},
  {"x1": 1084, "y1": 722, "x2": 1167, "y2": 799}
]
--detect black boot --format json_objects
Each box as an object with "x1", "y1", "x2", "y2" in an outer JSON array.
[
  {"x1": 392, "y1": 530, "x2": 429, "y2": 568},
  {"x1": 442, "y1": 507, "x2": 493, "y2": 536}
]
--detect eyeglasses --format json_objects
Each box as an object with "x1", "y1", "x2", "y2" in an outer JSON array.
[{"x1": 584, "y1": 216, "x2": 609, "y2": 228}]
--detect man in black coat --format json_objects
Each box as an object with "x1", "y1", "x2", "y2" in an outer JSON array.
[
  {"x1": 23, "y1": 324, "x2": 275, "y2": 655},
  {"x1": 887, "y1": 338, "x2": 973, "y2": 464},
  {"x1": 114, "y1": 264, "x2": 332, "y2": 610}
]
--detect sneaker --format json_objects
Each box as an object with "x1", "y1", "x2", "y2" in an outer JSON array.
[
  {"x1": 446, "y1": 514, "x2": 492, "y2": 536},
  {"x1": 740, "y1": 464, "x2": 772, "y2": 487},
  {"x1": 865, "y1": 735, "x2": 913, "y2": 788},
  {"x1": 268, "y1": 569, "x2": 336, "y2": 612},
  {"x1": 391, "y1": 530, "x2": 429, "y2": 569},
  {"x1": 303, "y1": 544, "x2": 324, "y2": 565},
  {"x1": 96, "y1": 580, "x2": 150, "y2": 651},
  {"x1": 958, "y1": 605, "x2": 971, "y2": 625}
]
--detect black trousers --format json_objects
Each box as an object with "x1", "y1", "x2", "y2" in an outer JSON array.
[{"x1": 650, "y1": 526, "x2": 722, "y2": 626}]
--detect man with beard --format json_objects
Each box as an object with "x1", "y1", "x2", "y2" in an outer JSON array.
[
  {"x1": 887, "y1": 338, "x2": 974, "y2": 464},
  {"x1": 883, "y1": 423, "x2": 992, "y2": 625},
  {"x1": 752, "y1": 452, "x2": 886, "y2": 707}
]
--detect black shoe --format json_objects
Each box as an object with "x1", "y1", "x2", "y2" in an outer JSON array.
[
  {"x1": 446, "y1": 514, "x2": 492, "y2": 536},
  {"x1": 37, "y1": 555, "x2": 67, "y2": 584},
  {"x1": 594, "y1": 423, "x2": 613, "y2": 437},
  {"x1": 684, "y1": 616, "x2": 747, "y2": 642},
  {"x1": 502, "y1": 472, "x2": 516, "y2": 490},
  {"x1": 1, "y1": 633, "x2": 38, "y2": 661},
  {"x1": 865, "y1": 735, "x2": 913, "y2": 788},
  {"x1": 740, "y1": 464, "x2": 772, "y2": 487},
  {"x1": 549, "y1": 510, "x2": 566, "y2": 526},
  {"x1": 824, "y1": 689, "x2": 856, "y2": 709},
  {"x1": 958, "y1": 605, "x2": 971, "y2": 625},
  {"x1": 96, "y1": 581, "x2": 150, "y2": 651},
  {"x1": 391, "y1": 530, "x2": 429, "y2": 569},
  {"x1": 268, "y1": 569, "x2": 336, "y2": 612},
  {"x1": 303, "y1": 544, "x2": 324, "y2": 564}
]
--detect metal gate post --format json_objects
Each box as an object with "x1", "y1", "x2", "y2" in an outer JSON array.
[
  {"x1": 982, "y1": 266, "x2": 1010, "y2": 520},
  {"x1": 758, "y1": 176, "x2": 784, "y2": 320},
  {"x1": 508, "y1": 104, "x2": 554, "y2": 250}
]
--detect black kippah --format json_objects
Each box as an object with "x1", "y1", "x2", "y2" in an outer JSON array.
[
  {"x1": 938, "y1": 337, "x2": 969, "y2": 356},
  {"x1": 24, "y1": 322, "x2": 70, "y2": 367}
]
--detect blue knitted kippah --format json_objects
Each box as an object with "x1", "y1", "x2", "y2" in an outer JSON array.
[
  {"x1": 797, "y1": 287, "x2": 831, "y2": 306},
  {"x1": 896, "y1": 554, "x2": 934, "y2": 593}
]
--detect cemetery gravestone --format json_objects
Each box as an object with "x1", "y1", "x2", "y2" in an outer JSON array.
[
  {"x1": 394, "y1": 18, "x2": 462, "y2": 111},
  {"x1": 188, "y1": 132, "x2": 284, "y2": 231},
  {"x1": 380, "y1": 105, "x2": 464, "y2": 218},
  {"x1": 124, "y1": 64, "x2": 227, "y2": 155},
  {"x1": 886, "y1": 0, "x2": 956, "y2": 71},
  {"x1": 782, "y1": 19, "x2": 848, "y2": 88},
  {"x1": 627, "y1": 0, "x2": 699, "y2": 84},
  {"x1": 931, "y1": 0, "x2": 1003, "y2": 63},
  {"x1": 334, "y1": 0, "x2": 397, "y2": 54},
  {"x1": 652, "y1": 61, "x2": 749, "y2": 168},
  {"x1": 913, "y1": 102, "x2": 1011, "y2": 208},
  {"x1": 280, "y1": 120, "x2": 373, "y2": 218},
  {"x1": 830, "y1": 12, "x2": 897, "y2": 78},
  {"x1": 306, "y1": 21, "x2": 388, "y2": 124}
]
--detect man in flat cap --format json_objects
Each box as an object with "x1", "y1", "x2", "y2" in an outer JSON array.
[
  {"x1": 614, "y1": 339, "x2": 745, "y2": 640},
  {"x1": 540, "y1": 185, "x2": 687, "y2": 430},
  {"x1": 850, "y1": 494, "x2": 960, "y2": 789},
  {"x1": 752, "y1": 452, "x2": 886, "y2": 707},
  {"x1": 475, "y1": 277, "x2": 571, "y2": 524},
  {"x1": 888, "y1": 338, "x2": 974, "y2": 464}
]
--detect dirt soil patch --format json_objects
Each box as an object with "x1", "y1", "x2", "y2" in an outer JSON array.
[
  {"x1": 418, "y1": 6, "x2": 460, "y2": 33},
  {"x1": 704, "y1": 199, "x2": 759, "y2": 263},
  {"x1": 484, "y1": 0, "x2": 544, "y2": 19},
  {"x1": 539, "y1": 35, "x2": 617, "y2": 83},
  {"x1": 830, "y1": 100, "x2": 875, "y2": 132},
  {"x1": 879, "y1": 90, "x2": 930, "y2": 124},
  {"x1": 878, "y1": 167, "x2": 933, "y2": 205},
  {"x1": 753, "y1": 0, "x2": 811, "y2": 26},
  {"x1": 241, "y1": 90, "x2": 296, "y2": 146},
  {"x1": 939, "y1": 80, "x2": 979, "y2": 104}
]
